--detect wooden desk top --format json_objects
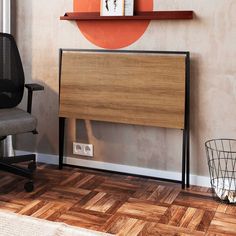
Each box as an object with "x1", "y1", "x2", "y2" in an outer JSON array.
[{"x1": 59, "y1": 50, "x2": 187, "y2": 129}]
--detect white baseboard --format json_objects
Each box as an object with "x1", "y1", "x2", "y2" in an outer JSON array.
[{"x1": 15, "y1": 150, "x2": 211, "y2": 187}]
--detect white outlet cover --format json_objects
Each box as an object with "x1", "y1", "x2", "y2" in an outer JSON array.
[{"x1": 73, "y1": 142, "x2": 93, "y2": 157}]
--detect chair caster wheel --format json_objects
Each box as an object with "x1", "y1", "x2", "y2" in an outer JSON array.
[
  {"x1": 24, "y1": 181, "x2": 34, "y2": 192},
  {"x1": 28, "y1": 161, "x2": 36, "y2": 171}
]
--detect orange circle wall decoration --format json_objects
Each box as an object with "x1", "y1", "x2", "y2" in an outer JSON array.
[{"x1": 73, "y1": 0, "x2": 153, "y2": 49}]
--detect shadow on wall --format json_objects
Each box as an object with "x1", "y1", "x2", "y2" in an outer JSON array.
[
  {"x1": 189, "y1": 55, "x2": 201, "y2": 174},
  {"x1": 72, "y1": 118, "x2": 183, "y2": 171}
]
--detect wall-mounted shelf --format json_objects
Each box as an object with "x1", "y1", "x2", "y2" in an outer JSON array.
[{"x1": 60, "y1": 11, "x2": 194, "y2": 21}]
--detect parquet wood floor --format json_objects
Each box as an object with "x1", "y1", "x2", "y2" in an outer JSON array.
[{"x1": 0, "y1": 164, "x2": 236, "y2": 235}]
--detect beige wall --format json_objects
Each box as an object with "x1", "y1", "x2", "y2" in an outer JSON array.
[{"x1": 15, "y1": 0, "x2": 236, "y2": 176}]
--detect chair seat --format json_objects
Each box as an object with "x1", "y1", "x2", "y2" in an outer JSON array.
[{"x1": 0, "y1": 108, "x2": 37, "y2": 137}]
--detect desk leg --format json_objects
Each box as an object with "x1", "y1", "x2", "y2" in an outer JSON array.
[
  {"x1": 186, "y1": 127, "x2": 190, "y2": 188},
  {"x1": 182, "y1": 129, "x2": 187, "y2": 189},
  {"x1": 59, "y1": 117, "x2": 65, "y2": 170},
  {"x1": 186, "y1": 52, "x2": 190, "y2": 188}
]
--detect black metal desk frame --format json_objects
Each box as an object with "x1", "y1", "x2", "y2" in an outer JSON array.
[{"x1": 58, "y1": 49, "x2": 190, "y2": 189}]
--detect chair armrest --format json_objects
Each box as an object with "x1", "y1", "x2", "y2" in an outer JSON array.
[
  {"x1": 25, "y1": 83, "x2": 44, "y2": 92},
  {"x1": 25, "y1": 83, "x2": 44, "y2": 113}
]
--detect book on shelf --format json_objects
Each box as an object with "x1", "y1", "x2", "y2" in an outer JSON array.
[{"x1": 124, "y1": 0, "x2": 134, "y2": 16}]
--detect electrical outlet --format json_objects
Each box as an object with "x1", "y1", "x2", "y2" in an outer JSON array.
[{"x1": 73, "y1": 142, "x2": 93, "y2": 157}]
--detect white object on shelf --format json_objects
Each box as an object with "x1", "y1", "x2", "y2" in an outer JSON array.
[
  {"x1": 100, "y1": 0, "x2": 125, "y2": 16},
  {"x1": 124, "y1": 0, "x2": 134, "y2": 16}
]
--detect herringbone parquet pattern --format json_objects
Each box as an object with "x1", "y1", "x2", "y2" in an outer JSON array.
[{"x1": 0, "y1": 164, "x2": 236, "y2": 235}]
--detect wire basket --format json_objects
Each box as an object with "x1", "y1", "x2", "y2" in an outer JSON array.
[{"x1": 205, "y1": 139, "x2": 236, "y2": 203}]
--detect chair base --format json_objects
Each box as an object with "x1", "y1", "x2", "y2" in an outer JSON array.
[{"x1": 0, "y1": 154, "x2": 36, "y2": 192}]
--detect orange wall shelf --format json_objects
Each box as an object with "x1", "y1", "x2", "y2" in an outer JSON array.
[{"x1": 60, "y1": 11, "x2": 194, "y2": 21}]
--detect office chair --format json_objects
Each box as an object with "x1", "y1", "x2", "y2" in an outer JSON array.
[{"x1": 0, "y1": 33, "x2": 44, "y2": 192}]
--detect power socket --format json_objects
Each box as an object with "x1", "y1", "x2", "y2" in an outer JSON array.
[{"x1": 73, "y1": 142, "x2": 93, "y2": 157}]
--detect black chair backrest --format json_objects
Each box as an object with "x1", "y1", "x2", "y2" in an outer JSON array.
[{"x1": 0, "y1": 33, "x2": 25, "y2": 108}]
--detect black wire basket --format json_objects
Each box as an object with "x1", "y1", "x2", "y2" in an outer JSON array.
[{"x1": 205, "y1": 139, "x2": 236, "y2": 203}]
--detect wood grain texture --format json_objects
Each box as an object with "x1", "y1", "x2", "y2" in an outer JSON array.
[
  {"x1": 1, "y1": 164, "x2": 236, "y2": 235},
  {"x1": 59, "y1": 51, "x2": 186, "y2": 129}
]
